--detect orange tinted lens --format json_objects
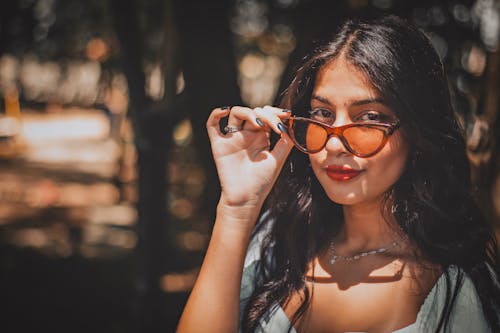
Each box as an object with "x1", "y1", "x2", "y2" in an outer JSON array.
[
  {"x1": 293, "y1": 120, "x2": 327, "y2": 151},
  {"x1": 305, "y1": 123, "x2": 327, "y2": 151},
  {"x1": 343, "y1": 126, "x2": 384, "y2": 155}
]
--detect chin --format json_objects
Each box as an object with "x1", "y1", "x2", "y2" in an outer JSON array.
[
  {"x1": 324, "y1": 190, "x2": 365, "y2": 206},
  {"x1": 322, "y1": 184, "x2": 387, "y2": 206}
]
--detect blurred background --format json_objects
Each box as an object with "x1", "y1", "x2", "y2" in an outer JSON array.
[{"x1": 0, "y1": 0, "x2": 498, "y2": 332}]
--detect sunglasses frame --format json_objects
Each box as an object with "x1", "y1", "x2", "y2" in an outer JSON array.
[{"x1": 286, "y1": 116, "x2": 401, "y2": 157}]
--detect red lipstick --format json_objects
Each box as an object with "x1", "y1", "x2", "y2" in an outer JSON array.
[{"x1": 326, "y1": 165, "x2": 363, "y2": 181}]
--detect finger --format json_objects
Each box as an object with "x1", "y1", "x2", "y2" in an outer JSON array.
[
  {"x1": 277, "y1": 108, "x2": 292, "y2": 120},
  {"x1": 255, "y1": 106, "x2": 290, "y2": 136},
  {"x1": 227, "y1": 106, "x2": 250, "y2": 129},
  {"x1": 241, "y1": 129, "x2": 270, "y2": 149},
  {"x1": 229, "y1": 106, "x2": 269, "y2": 131},
  {"x1": 207, "y1": 106, "x2": 231, "y2": 138},
  {"x1": 263, "y1": 105, "x2": 292, "y2": 117}
]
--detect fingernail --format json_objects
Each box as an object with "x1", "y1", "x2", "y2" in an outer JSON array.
[
  {"x1": 221, "y1": 106, "x2": 231, "y2": 110},
  {"x1": 282, "y1": 109, "x2": 291, "y2": 113},
  {"x1": 277, "y1": 122, "x2": 288, "y2": 135},
  {"x1": 256, "y1": 118, "x2": 264, "y2": 127}
]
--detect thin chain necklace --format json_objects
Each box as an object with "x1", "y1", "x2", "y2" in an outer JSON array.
[{"x1": 329, "y1": 239, "x2": 400, "y2": 264}]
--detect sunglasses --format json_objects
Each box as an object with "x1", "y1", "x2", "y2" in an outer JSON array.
[{"x1": 285, "y1": 117, "x2": 400, "y2": 157}]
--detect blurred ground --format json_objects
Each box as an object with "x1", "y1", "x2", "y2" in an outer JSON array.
[{"x1": 0, "y1": 107, "x2": 201, "y2": 332}]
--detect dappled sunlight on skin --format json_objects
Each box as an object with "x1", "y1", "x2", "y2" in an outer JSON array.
[
  {"x1": 308, "y1": 256, "x2": 406, "y2": 289},
  {"x1": 278, "y1": 57, "x2": 422, "y2": 332},
  {"x1": 308, "y1": 58, "x2": 409, "y2": 207},
  {"x1": 285, "y1": 252, "x2": 436, "y2": 333}
]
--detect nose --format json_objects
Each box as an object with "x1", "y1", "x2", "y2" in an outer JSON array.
[{"x1": 324, "y1": 134, "x2": 349, "y2": 155}]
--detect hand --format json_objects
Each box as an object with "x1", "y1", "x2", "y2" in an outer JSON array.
[{"x1": 207, "y1": 106, "x2": 294, "y2": 210}]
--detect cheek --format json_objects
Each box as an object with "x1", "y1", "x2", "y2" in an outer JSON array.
[
  {"x1": 308, "y1": 151, "x2": 325, "y2": 174},
  {"x1": 308, "y1": 152, "x2": 330, "y2": 193},
  {"x1": 307, "y1": 135, "x2": 409, "y2": 204},
  {"x1": 367, "y1": 136, "x2": 409, "y2": 186}
]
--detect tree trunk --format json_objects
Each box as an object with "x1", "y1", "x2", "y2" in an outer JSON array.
[
  {"x1": 110, "y1": 0, "x2": 173, "y2": 330},
  {"x1": 175, "y1": 0, "x2": 242, "y2": 221}
]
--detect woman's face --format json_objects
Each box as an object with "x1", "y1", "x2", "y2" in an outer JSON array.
[{"x1": 308, "y1": 57, "x2": 409, "y2": 206}]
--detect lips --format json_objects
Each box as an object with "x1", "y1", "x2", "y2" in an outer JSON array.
[{"x1": 325, "y1": 165, "x2": 363, "y2": 181}]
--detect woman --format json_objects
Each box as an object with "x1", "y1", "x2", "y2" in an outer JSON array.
[{"x1": 177, "y1": 16, "x2": 500, "y2": 332}]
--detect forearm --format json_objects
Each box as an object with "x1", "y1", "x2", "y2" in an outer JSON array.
[{"x1": 176, "y1": 202, "x2": 261, "y2": 333}]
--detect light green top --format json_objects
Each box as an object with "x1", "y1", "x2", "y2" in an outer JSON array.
[{"x1": 238, "y1": 219, "x2": 491, "y2": 333}]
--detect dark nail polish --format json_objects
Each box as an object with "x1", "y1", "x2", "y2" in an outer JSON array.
[
  {"x1": 221, "y1": 106, "x2": 231, "y2": 110},
  {"x1": 277, "y1": 122, "x2": 288, "y2": 135},
  {"x1": 282, "y1": 109, "x2": 291, "y2": 113},
  {"x1": 256, "y1": 118, "x2": 264, "y2": 127}
]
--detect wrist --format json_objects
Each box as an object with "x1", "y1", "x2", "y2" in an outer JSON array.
[
  {"x1": 217, "y1": 193, "x2": 264, "y2": 215},
  {"x1": 216, "y1": 198, "x2": 263, "y2": 232}
]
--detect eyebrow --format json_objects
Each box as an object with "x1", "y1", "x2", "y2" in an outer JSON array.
[
  {"x1": 352, "y1": 98, "x2": 386, "y2": 107},
  {"x1": 311, "y1": 94, "x2": 386, "y2": 107}
]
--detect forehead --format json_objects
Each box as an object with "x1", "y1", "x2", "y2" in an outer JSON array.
[{"x1": 312, "y1": 58, "x2": 380, "y2": 101}]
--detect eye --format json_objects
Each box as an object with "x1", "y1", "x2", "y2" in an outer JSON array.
[
  {"x1": 356, "y1": 111, "x2": 389, "y2": 123},
  {"x1": 309, "y1": 108, "x2": 335, "y2": 124}
]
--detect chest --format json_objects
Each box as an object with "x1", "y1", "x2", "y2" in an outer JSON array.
[{"x1": 282, "y1": 260, "x2": 434, "y2": 333}]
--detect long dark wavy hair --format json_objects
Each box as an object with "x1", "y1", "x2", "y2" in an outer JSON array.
[{"x1": 241, "y1": 15, "x2": 500, "y2": 333}]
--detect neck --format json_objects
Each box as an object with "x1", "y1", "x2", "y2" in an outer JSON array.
[{"x1": 335, "y1": 198, "x2": 401, "y2": 252}]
